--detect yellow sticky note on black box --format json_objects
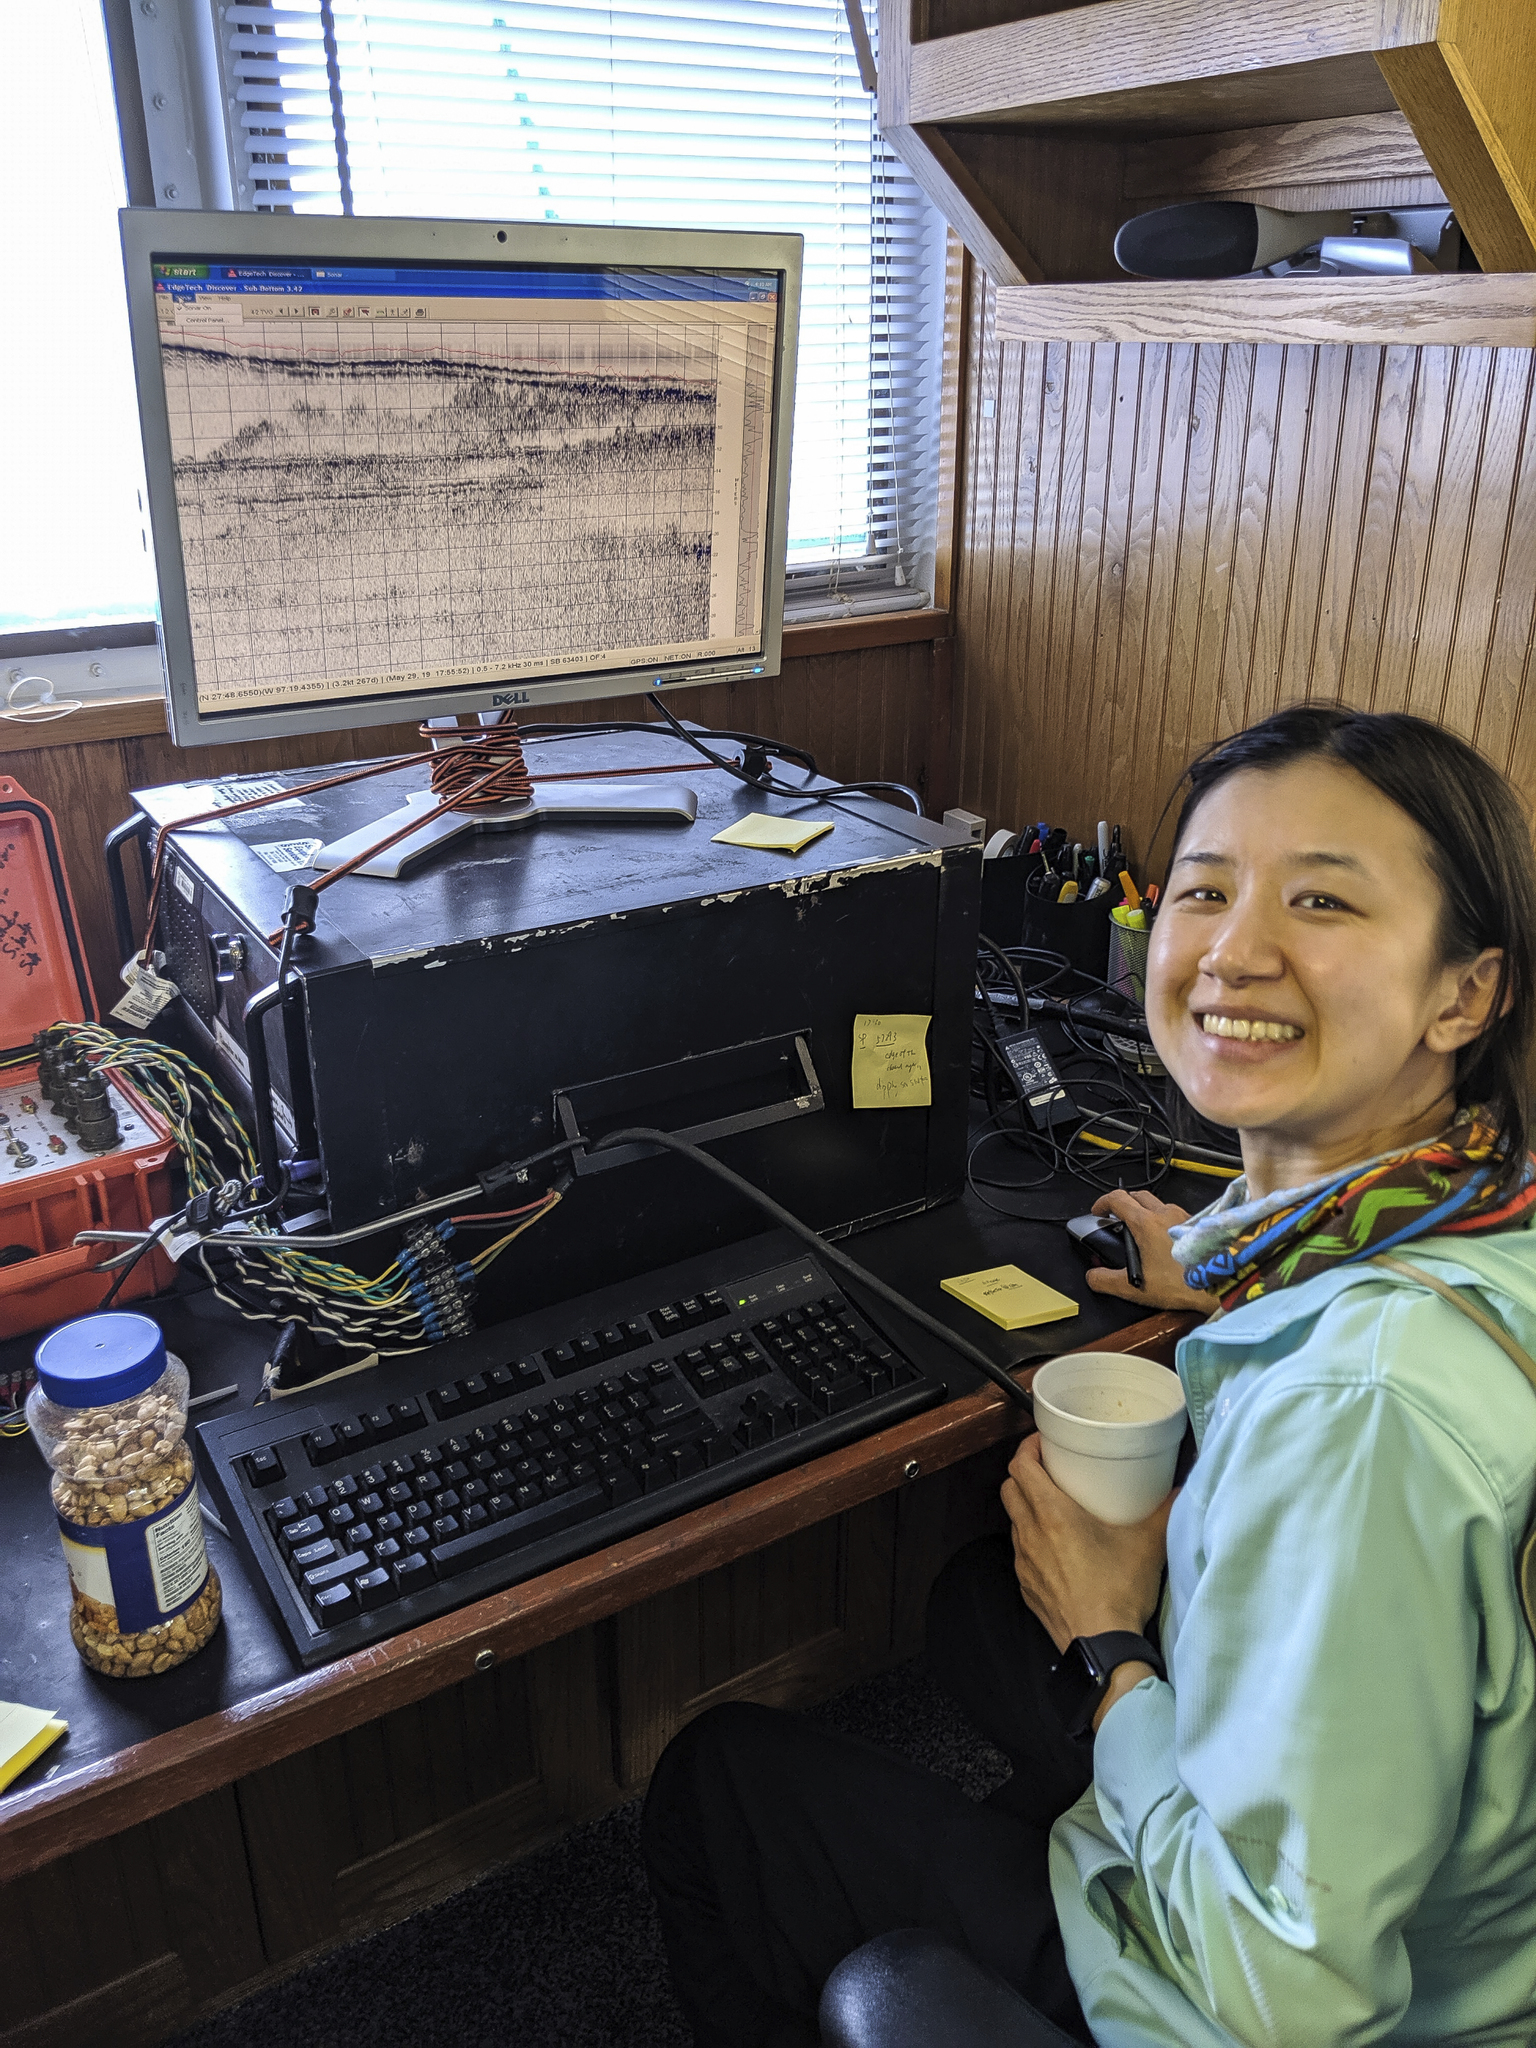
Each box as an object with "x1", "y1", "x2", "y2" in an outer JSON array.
[
  {"x1": 851, "y1": 1013, "x2": 931, "y2": 1109},
  {"x1": 712, "y1": 813, "x2": 834, "y2": 855},
  {"x1": 940, "y1": 1264, "x2": 1077, "y2": 1331}
]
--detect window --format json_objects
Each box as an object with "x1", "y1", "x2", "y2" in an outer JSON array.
[
  {"x1": 201, "y1": 0, "x2": 944, "y2": 616},
  {"x1": 0, "y1": 0, "x2": 942, "y2": 685},
  {"x1": 0, "y1": 2, "x2": 161, "y2": 701}
]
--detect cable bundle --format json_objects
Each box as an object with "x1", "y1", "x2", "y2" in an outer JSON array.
[
  {"x1": 968, "y1": 938, "x2": 1202, "y2": 1219},
  {"x1": 422, "y1": 714, "x2": 535, "y2": 809}
]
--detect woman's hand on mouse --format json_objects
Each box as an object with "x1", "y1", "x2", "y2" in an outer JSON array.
[
  {"x1": 1087, "y1": 1189, "x2": 1219, "y2": 1312},
  {"x1": 1001, "y1": 1434, "x2": 1174, "y2": 1652}
]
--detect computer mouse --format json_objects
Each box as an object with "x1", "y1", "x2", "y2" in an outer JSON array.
[{"x1": 1065, "y1": 1213, "x2": 1144, "y2": 1287}]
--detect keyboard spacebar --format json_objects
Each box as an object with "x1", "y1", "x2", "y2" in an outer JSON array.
[{"x1": 430, "y1": 1480, "x2": 607, "y2": 1578}]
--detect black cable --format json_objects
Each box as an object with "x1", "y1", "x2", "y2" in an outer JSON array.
[
  {"x1": 645, "y1": 692, "x2": 925, "y2": 817},
  {"x1": 589, "y1": 1125, "x2": 1036, "y2": 1411},
  {"x1": 520, "y1": 718, "x2": 822, "y2": 781},
  {"x1": 100, "y1": 1208, "x2": 185, "y2": 1309}
]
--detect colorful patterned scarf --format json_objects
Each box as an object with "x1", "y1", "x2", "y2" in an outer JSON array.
[{"x1": 1174, "y1": 1107, "x2": 1536, "y2": 1313}]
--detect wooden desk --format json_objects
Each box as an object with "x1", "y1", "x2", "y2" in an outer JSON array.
[{"x1": 0, "y1": 1191, "x2": 1197, "y2": 2046}]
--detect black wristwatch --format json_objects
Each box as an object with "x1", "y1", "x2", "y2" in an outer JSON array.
[{"x1": 1049, "y1": 1632, "x2": 1166, "y2": 1740}]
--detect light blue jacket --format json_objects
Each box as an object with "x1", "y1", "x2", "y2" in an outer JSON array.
[{"x1": 1049, "y1": 1230, "x2": 1536, "y2": 2045}]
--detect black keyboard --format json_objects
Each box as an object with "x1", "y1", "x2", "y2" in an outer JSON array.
[{"x1": 197, "y1": 1232, "x2": 944, "y2": 1666}]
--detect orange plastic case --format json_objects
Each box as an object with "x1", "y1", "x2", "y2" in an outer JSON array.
[{"x1": 0, "y1": 775, "x2": 178, "y2": 1343}]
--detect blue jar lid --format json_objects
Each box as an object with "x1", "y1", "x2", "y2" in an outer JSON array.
[{"x1": 35, "y1": 1313, "x2": 167, "y2": 1408}]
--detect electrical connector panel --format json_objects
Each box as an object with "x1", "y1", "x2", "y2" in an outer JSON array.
[{"x1": 0, "y1": 1072, "x2": 161, "y2": 1185}]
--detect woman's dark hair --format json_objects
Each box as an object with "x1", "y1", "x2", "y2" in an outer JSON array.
[{"x1": 1168, "y1": 704, "x2": 1536, "y2": 1191}]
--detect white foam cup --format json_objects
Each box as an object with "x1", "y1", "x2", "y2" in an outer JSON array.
[{"x1": 1030, "y1": 1352, "x2": 1188, "y2": 1525}]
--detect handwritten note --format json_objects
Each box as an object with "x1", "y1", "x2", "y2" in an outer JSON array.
[
  {"x1": 851, "y1": 1012, "x2": 932, "y2": 1109},
  {"x1": 940, "y1": 1264, "x2": 1077, "y2": 1331},
  {"x1": 712, "y1": 813, "x2": 834, "y2": 855}
]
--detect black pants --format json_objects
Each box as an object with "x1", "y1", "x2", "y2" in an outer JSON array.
[{"x1": 640, "y1": 1536, "x2": 1099, "y2": 2048}]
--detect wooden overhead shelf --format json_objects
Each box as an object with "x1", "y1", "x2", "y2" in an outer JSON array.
[
  {"x1": 991, "y1": 271, "x2": 1536, "y2": 346},
  {"x1": 878, "y1": 0, "x2": 1536, "y2": 344}
]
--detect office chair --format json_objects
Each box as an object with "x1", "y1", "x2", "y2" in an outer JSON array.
[{"x1": 818, "y1": 1929, "x2": 1083, "y2": 2047}]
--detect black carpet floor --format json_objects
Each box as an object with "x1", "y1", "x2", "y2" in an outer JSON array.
[{"x1": 169, "y1": 1657, "x2": 1010, "y2": 2048}]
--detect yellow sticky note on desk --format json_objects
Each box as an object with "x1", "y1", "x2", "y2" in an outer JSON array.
[
  {"x1": 0, "y1": 1701, "x2": 67, "y2": 1795},
  {"x1": 851, "y1": 1012, "x2": 932, "y2": 1109},
  {"x1": 941, "y1": 1264, "x2": 1078, "y2": 1331},
  {"x1": 712, "y1": 812, "x2": 834, "y2": 855}
]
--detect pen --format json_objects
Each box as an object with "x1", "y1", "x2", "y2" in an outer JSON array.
[
  {"x1": 1071, "y1": 842, "x2": 1082, "y2": 880},
  {"x1": 1097, "y1": 820, "x2": 1110, "y2": 874}
]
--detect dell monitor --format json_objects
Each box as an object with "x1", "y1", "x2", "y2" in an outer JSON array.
[{"x1": 118, "y1": 209, "x2": 800, "y2": 749}]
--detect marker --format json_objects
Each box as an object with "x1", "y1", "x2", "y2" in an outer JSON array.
[
  {"x1": 1097, "y1": 820, "x2": 1110, "y2": 874},
  {"x1": 1119, "y1": 870, "x2": 1142, "y2": 910},
  {"x1": 1071, "y1": 841, "x2": 1082, "y2": 880},
  {"x1": 1086, "y1": 877, "x2": 1110, "y2": 899},
  {"x1": 1057, "y1": 880, "x2": 1079, "y2": 903}
]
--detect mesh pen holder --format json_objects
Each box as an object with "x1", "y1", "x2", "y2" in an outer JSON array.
[
  {"x1": 1107, "y1": 919, "x2": 1149, "y2": 1003},
  {"x1": 1105, "y1": 919, "x2": 1165, "y2": 1076}
]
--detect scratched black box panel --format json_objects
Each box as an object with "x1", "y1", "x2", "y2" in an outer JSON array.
[{"x1": 127, "y1": 730, "x2": 980, "y2": 1315}]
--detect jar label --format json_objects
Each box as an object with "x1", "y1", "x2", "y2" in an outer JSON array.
[{"x1": 56, "y1": 1482, "x2": 210, "y2": 1634}]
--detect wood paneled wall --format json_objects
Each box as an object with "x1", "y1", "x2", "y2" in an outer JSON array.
[
  {"x1": 949, "y1": 269, "x2": 1536, "y2": 875},
  {"x1": 1, "y1": 642, "x2": 941, "y2": 1016}
]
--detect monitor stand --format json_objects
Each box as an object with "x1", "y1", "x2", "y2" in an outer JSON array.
[{"x1": 315, "y1": 779, "x2": 699, "y2": 881}]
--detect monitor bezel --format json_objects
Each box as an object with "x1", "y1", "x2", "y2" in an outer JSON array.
[{"x1": 119, "y1": 208, "x2": 801, "y2": 749}]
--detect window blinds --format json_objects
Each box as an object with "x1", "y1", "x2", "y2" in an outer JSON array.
[{"x1": 216, "y1": 0, "x2": 940, "y2": 606}]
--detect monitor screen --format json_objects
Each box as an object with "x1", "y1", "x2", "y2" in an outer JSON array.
[{"x1": 119, "y1": 211, "x2": 800, "y2": 746}]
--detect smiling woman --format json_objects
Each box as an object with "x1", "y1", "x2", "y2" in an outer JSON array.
[
  {"x1": 641, "y1": 703, "x2": 1536, "y2": 2048},
  {"x1": 1150, "y1": 707, "x2": 1536, "y2": 1205}
]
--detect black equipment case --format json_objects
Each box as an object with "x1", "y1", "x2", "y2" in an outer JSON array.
[{"x1": 110, "y1": 729, "x2": 980, "y2": 1317}]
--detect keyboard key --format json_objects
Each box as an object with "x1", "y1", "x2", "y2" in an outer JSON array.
[
  {"x1": 356, "y1": 1491, "x2": 385, "y2": 1519},
  {"x1": 487, "y1": 1492, "x2": 515, "y2": 1520},
  {"x1": 331, "y1": 1474, "x2": 359, "y2": 1502},
  {"x1": 430, "y1": 1514, "x2": 462, "y2": 1543},
  {"x1": 383, "y1": 1455, "x2": 416, "y2": 1484},
  {"x1": 303, "y1": 1550, "x2": 367, "y2": 1594},
  {"x1": 374, "y1": 1511, "x2": 404, "y2": 1539},
  {"x1": 313, "y1": 1581, "x2": 360, "y2": 1625},
  {"x1": 597, "y1": 1326, "x2": 627, "y2": 1356},
  {"x1": 335, "y1": 1418, "x2": 370, "y2": 1456},
  {"x1": 440, "y1": 1437, "x2": 472, "y2": 1462},
  {"x1": 356, "y1": 1567, "x2": 393, "y2": 1611},
  {"x1": 290, "y1": 1536, "x2": 337, "y2": 1572},
  {"x1": 385, "y1": 1481, "x2": 414, "y2": 1510},
  {"x1": 266, "y1": 1494, "x2": 300, "y2": 1531},
  {"x1": 390, "y1": 1397, "x2": 425, "y2": 1432},
  {"x1": 278, "y1": 1513, "x2": 324, "y2": 1556},
  {"x1": 325, "y1": 1503, "x2": 355, "y2": 1533},
  {"x1": 513, "y1": 1481, "x2": 543, "y2": 1511},
  {"x1": 303, "y1": 1426, "x2": 342, "y2": 1466},
  {"x1": 373, "y1": 1536, "x2": 403, "y2": 1568},
  {"x1": 243, "y1": 1445, "x2": 284, "y2": 1487},
  {"x1": 428, "y1": 1384, "x2": 463, "y2": 1420},
  {"x1": 393, "y1": 1551, "x2": 432, "y2": 1593},
  {"x1": 484, "y1": 1365, "x2": 515, "y2": 1398},
  {"x1": 462, "y1": 1503, "x2": 489, "y2": 1531},
  {"x1": 618, "y1": 1320, "x2": 650, "y2": 1350},
  {"x1": 363, "y1": 1409, "x2": 398, "y2": 1442},
  {"x1": 459, "y1": 1374, "x2": 491, "y2": 1408},
  {"x1": 433, "y1": 1489, "x2": 462, "y2": 1515},
  {"x1": 346, "y1": 1523, "x2": 375, "y2": 1551},
  {"x1": 402, "y1": 1526, "x2": 431, "y2": 1553}
]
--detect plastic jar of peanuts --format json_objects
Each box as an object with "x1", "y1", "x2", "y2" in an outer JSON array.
[{"x1": 27, "y1": 1313, "x2": 222, "y2": 1677}]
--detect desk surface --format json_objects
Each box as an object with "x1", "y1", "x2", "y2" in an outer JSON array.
[{"x1": 0, "y1": 1176, "x2": 1203, "y2": 1878}]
